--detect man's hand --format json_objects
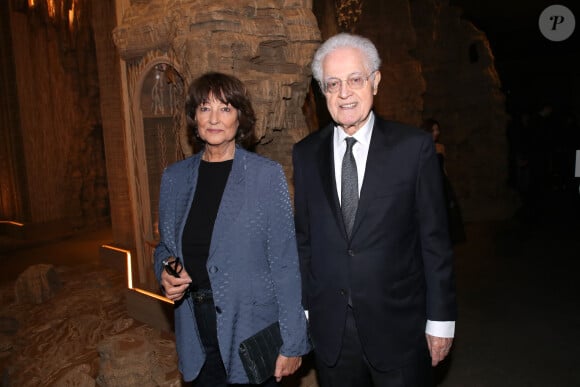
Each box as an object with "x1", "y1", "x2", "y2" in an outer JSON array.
[
  {"x1": 274, "y1": 354, "x2": 302, "y2": 382},
  {"x1": 426, "y1": 334, "x2": 453, "y2": 367}
]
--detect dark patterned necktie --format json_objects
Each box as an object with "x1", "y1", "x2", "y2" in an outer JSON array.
[{"x1": 341, "y1": 137, "x2": 358, "y2": 238}]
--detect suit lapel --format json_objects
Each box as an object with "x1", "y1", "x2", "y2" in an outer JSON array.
[
  {"x1": 350, "y1": 120, "x2": 391, "y2": 239},
  {"x1": 209, "y1": 147, "x2": 246, "y2": 258},
  {"x1": 175, "y1": 156, "x2": 200, "y2": 257},
  {"x1": 317, "y1": 125, "x2": 349, "y2": 240}
]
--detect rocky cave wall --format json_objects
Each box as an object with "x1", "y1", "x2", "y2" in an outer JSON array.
[
  {"x1": 410, "y1": 0, "x2": 515, "y2": 220},
  {"x1": 112, "y1": 0, "x2": 321, "y2": 178},
  {"x1": 1, "y1": 0, "x2": 110, "y2": 236}
]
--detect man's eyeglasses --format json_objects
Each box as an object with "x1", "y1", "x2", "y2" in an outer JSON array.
[
  {"x1": 163, "y1": 257, "x2": 183, "y2": 278},
  {"x1": 321, "y1": 71, "x2": 376, "y2": 94}
]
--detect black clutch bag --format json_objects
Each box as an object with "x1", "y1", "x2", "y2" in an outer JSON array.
[{"x1": 238, "y1": 322, "x2": 282, "y2": 384}]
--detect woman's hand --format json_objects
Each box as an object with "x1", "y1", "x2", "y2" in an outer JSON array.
[
  {"x1": 160, "y1": 261, "x2": 192, "y2": 302},
  {"x1": 274, "y1": 354, "x2": 302, "y2": 382}
]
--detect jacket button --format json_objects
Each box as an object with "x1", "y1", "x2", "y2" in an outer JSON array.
[
  {"x1": 215, "y1": 306, "x2": 222, "y2": 314},
  {"x1": 347, "y1": 250, "x2": 355, "y2": 256},
  {"x1": 209, "y1": 266, "x2": 218, "y2": 274},
  {"x1": 339, "y1": 289, "x2": 346, "y2": 296}
]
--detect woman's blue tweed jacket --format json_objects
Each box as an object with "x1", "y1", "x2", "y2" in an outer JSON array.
[{"x1": 153, "y1": 147, "x2": 311, "y2": 383}]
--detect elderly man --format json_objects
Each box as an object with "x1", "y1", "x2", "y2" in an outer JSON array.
[{"x1": 292, "y1": 33, "x2": 457, "y2": 386}]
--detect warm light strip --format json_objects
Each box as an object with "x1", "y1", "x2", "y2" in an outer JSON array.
[
  {"x1": 100, "y1": 244, "x2": 173, "y2": 304},
  {"x1": 68, "y1": 8, "x2": 74, "y2": 29},
  {"x1": 68, "y1": 1, "x2": 75, "y2": 30},
  {"x1": 0, "y1": 221, "x2": 24, "y2": 226},
  {"x1": 133, "y1": 287, "x2": 174, "y2": 304},
  {"x1": 47, "y1": 0, "x2": 55, "y2": 19},
  {"x1": 101, "y1": 244, "x2": 133, "y2": 288}
]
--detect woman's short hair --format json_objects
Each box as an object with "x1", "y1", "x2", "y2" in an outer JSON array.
[
  {"x1": 311, "y1": 33, "x2": 382, "y2": 83},
  {"x1": 185, "y1": 72, "x2": 256, "y2": 148}
]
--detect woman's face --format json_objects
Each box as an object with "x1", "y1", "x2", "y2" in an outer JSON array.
[
  {"x1": 432, "y1": 124, "x2": 440, "y2": 142},
  {"x1": 195, "y1": 93, "x2": 239, "y2": 147}
]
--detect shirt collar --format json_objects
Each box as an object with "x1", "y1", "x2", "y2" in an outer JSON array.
[{"x1": 334, "y1": 111, "x2": 375, "y2": 148}]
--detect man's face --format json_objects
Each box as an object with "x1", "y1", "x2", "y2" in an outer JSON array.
[{"x1": 322, "y1": 47, "x2": 381, "y2": 135}]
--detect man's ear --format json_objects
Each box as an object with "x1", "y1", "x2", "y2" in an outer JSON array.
[{"x1": 372, "y1": 71, "x2": 381, "y2": 95}]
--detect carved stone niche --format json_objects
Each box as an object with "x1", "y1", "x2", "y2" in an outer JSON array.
[
  {"x1": 120, "y1": 53, "x2": 189, "y2": 294},
  {"x1": 112, "y1": 0, "x2": 320, "y2": 298}
]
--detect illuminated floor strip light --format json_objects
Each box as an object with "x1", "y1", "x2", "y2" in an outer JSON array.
[
  {"x1": 101, "y1": 244, "x2": 173, "y2": 304},
  {"x1": 0, "y1": 221, "x2": 24, "y2": 226}
]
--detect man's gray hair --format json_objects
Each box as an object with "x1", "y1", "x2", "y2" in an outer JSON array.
[{"x1": 311, "y1": 33, "x2": 382, "y2": 83}]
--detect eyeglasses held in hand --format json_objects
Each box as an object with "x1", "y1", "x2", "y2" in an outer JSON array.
[
  {"x1": 322, "y1": 71, "x2": 376, "y2": 93},
  {"x1": 163, "y1": 257, "x2": 183, "y2": 278}
]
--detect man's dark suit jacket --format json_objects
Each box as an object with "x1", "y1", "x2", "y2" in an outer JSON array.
[{"x1": 292, "y1": 116, "x2": 457, "y2": 372}]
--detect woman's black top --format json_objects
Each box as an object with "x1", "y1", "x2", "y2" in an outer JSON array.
[{"x1": 182, "y1": 159, "x2": 233, "y2": 290}]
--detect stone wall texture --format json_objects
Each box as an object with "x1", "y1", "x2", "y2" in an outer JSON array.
[
  {"x1": 1, "y1": 1, "x2": 110, "y2": 233},
  {"x1": 410, "y1": 0, "x2": 516, "y2": 220},
  {"x1": 113, "y1": 0, "x2": 321, "y2": 177}
]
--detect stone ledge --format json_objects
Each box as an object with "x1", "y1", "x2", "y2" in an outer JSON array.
[{"x1": 125, "y1": 288, "x2": 174, "y2": 333}]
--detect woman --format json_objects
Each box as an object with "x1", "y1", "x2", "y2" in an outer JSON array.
[
  {"x1": 421, "y1": 118, "x2": 466, "y2": 245},
  {"x1": 154, "y1": 72, "x2": 310, "y2": 386}
]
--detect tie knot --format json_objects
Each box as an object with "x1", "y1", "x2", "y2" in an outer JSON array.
[{"x1": 345, "y1": 137, "x2": 356, "y2": 151}]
